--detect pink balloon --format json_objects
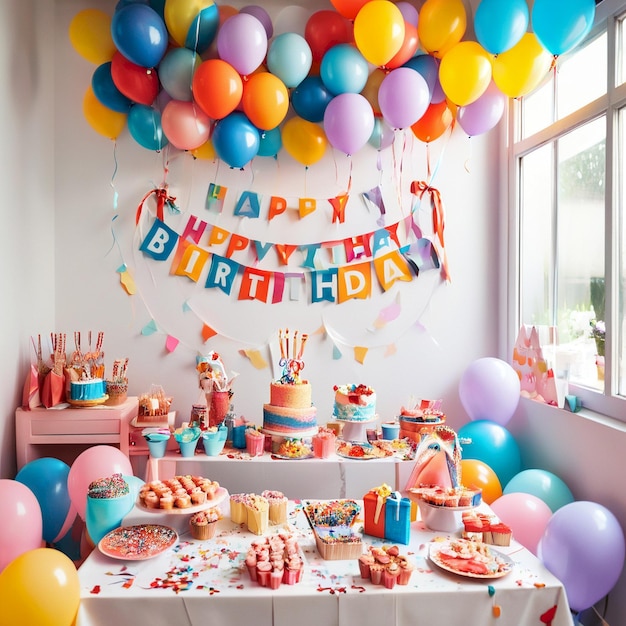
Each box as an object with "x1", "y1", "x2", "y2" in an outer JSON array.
[
  {"x1": 0, "y1": 479, "x2": 43, "y2": 573},
  {"x1": 457, "y1": 81, "x2": 506, "y2": 137},
  {"x1": 67, "y1": 446, "x2": 133, "y2": 521},
  {"x1": 217, "y1": 13, "x2": 268, "y2": 76},
  {"x1": 490, "y1": 492, "x2": 553, "y2": 555},
  {"x1": 324, "y1": 92, "x2": 375, "y2": 156},
  {"x1": 161, "y1": 100, "x2": 212, "y2": 150},
  {"x1": 379, "y1": 67, "x2": 430, "y2": 130}
]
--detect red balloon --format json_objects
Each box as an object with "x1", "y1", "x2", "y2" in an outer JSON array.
[
  {"x1": 192, "y1": 59, "x2": 243, "y2": 120},
  {"x1": 330, "y1": 0, "x2": 369, "y2": 20},
  {"x1": 411, "y1": 100, "x2": 454, "y2": 143},
  {"x1": 110, "y1": 51, "x2": 159, "y2": 105},
  {"x1": 305, "y1": 10, "x2": 353, "y2": 63},
  {"x1": 385, "y1": 22, "x2": 420, "y2": 69}
]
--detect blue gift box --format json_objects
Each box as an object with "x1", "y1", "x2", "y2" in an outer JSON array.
[{"x1": 384, "y1": 492, "x2": 411, "y2": 545}]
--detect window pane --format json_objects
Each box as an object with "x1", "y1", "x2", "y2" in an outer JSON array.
[
  {"x1": 521, "y1": 79, "x2": 553, "y2": 139},
  {"x1": 618, "y1": 107, "x2": 626, "y2": 396}
]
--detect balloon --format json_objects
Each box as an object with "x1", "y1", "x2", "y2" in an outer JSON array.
[
  {"x1": 411, "y1": 100, "x2": 454, "y2": 143},
  {"x1": 504, "y1": 469, "x2": 575, "y2": 512},
  {"x1": 111, "y1": 4, "x2": 168, "y2": 68},
  {"x1": 242, "y1": 72, "x2": 289, "y2": 131},
  {"x1": 267, "y1": 33, "x2": 312, "y2": 89},
  {"x1": 368, "y1": 117, "x2": 395, "y2": 151},
  {"x1": 385, "y1": 21, "x2": 419, "y2": 70},
  {"x1": 403, "y1": 54, "x2": 439, "y2": 101},
  {"x1": 291, "y1": 76, "x2": 334, "y2": 123},
  {"x1": 158, "y1": 48, "x2": 201, "y2": 102},
  {"x1": 15, "y1": 458, "x2": 75, "y2": 545},
  {"x1": 110, "y1": 51, "x2": 160, "y2": 105},
  {"x1": 161, "y1": 100, "x2": 211, "y2": 150},
  {"x1": 330, "y1": 0, "x2": 369, "y2": 20},
  {"x1": 212, "y1": 111, "x2": 260, "y2": 168},
  {"x1": 164, "y1": 0, "x2": 216, "y2": 49},
  {"x1": 192, "y1": 59, "x2": 243, "y2": 120},
  {"x1": 538, "y1": 501, "x2": 625, "y2": 612},
  {"x1": 418, "y1": 0, "x2": 466, "y2": 58},
  {"x1": 439, "y1": 41, "x2": 492, "y2": 106},
  {"x1": 0, "y1": 548, "x2": 80, "y2": 626},
  {"x1": 457, "y1": 80, "x2": 506, "y2": 137},
  {"x1": 305, "y1": 10, "x2": 353, "y2": 64},
  {"x1": 128, "y1": 104, "x2": 168, "y2": 150},
  {"x1": 0, "y1": 479, "x2": 43, "y2": 573},
  {"x1": 396, "y1": 1, "x2": 419, "y2": 27},
  {"x1": 460, "y1": 459, "x2": 502, "y2": 505},
  {"x1": 184, "y1": 4, "x2": 220, "y2": 54},
  {"x1": 217, "y1": 13, "x2": 268, "y2": 76},
  {"x1": 458, "y1": 419, "x2": 522, "y2": 488},
  {"x1": 379, "y1": 66, "x2": 430, "y2": 129},
  {"x1": 68, "y1": 9, "x2": 116, "y2": 65},
  {"x1": 353, "y1": 0, "x2": 405, "y2": 67},
  {"x1": 67, "y1": 445, "x2": 133, "y2": 521},
  {"x1": 274, "y1": 5, "x2": 311, "y2": 37},
  {"x1": 191, "y1": 139, "x2": 216, "y2": 160},
  {"x1": 257, "y1": 127, "x2": 282, "y2": 158},
  {"x1": 83, "y1": 86, "x2": 127, "y2": 140},
  {"x1": 474, "y1": 0, "x2": 529, "y2": 55},
  {"x1": 91, "y1": 62, "x2": 133, "y2": 113},
  {"x1": 492, "y1": 33, "x2": 553, "y2": 99},
  {"x1": 282, "y1": 117, "x2": 327, "y2": 167},
  {"x1": 320, "y1": 44, "x2": 369, "y2": 95},
  {"x1": 324, "y1": 93, "x2": 375, "y2": 156},
  {"x1": 240, "y1": 5, "x2": 273, "y2": 38},
  {"x1": 490, "y1": 492, "x2": 553, "y2": 555},
  {"x1": 458, "y1": 357, "x2": 521, "y2": 424},
  {"x1": 532, "y1": 0, "x2": 596, "y2": 56}
]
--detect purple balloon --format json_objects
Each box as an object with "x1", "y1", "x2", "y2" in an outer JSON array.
[
  {"x1": 458, "y1": 357, "x2": 521, "y2": 425},
  {"x1": 217, "y1": 13, "x2": 268, "y2": 76},
  {"x1": 538, "y1": 501, "x2": 625, "y2": 612},
  {"x1": 324, "y1": 93, "x2": 375, "y2": 156},
  {"x1": 240, "y1": 5, "x2": 274, "y2": 39},
  {"x1": 379, "y1": 67, "x2": 429, "y2": 130},
  {"x1": 396, "y1": 1, "x2": 419, "y2": 27},
  {"x1": 457, "y1": 81, "x2": 506, "y2": 137}
]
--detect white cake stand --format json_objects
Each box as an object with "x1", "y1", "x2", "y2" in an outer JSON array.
[{"x1": 337, "y1": 415, "x2": 378, "y2": 443}]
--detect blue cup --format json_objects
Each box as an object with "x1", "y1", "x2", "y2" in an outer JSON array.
[
  {"x1": 146, "y1": 438, "x2": 168, "y2": 458},
  {"x1": 232, "y1": 424, "x2": 247, "y2": 449},
  {"x1": 178, "y1": 439, "x2": 199, "y2": 457},
  {"x1": 86, "y1": 492, "x2": 134, "y2": 545},
  {"x1": 381, "y1": 422, "x2": 400, "y2": 440},
  {"x1": 203, "y1": 426, "x2": 228, "y2": 456}
]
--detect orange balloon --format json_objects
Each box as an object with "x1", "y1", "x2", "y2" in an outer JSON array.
[
  {"x1": 361, "y1": 68, "x2": 386, "y2": 116},
  {"x1": 242, "y1": 73, "x2": 289, "y2": 130},
  {"x1": 192, "y1": 59, "x2": 243, "y2": 119},
  {"x1": 330, "y1": 0, "x2": 370, "y2": 20},
  {"x1": 411, "y1": 100, "x2": 453, "y2": 143},
  {"x1": 219, "y1": 4, "x2": 239, "y2": 26},
  {"x1": 461, "y1": 459, "x2": 503, "y2": 505},
  {"x1": 418, "y1": 0, "x2": 466, "y2": 58},
  {"x1": 83, "y1": 86, "x2": 127, "y2": 140},
  {"x1": 282, "y1": 117, "x2": 327, "y2": 167}
]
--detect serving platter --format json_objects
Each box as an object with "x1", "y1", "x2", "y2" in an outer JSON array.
[
  {"x1": 136, "y1": 486, "x2": 228, "y2": 515},
  {"x1": 98, "y1": 524, "x2": 177, "y2": 560},
  {"x1": 429, "y1": 540, "x2": 513, "y2": 579}
]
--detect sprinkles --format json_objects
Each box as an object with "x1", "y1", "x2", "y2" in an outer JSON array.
[{"x1": 99, "y1": 524, "x2": 177, "y2": 560}]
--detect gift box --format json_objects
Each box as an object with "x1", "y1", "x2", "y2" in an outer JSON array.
[
  {"x1": 384, "y1": 492, "x2": 411, "y2": 545},
  {"x1": 363, "y1": 484, "x2": 392, "y2": 539}
]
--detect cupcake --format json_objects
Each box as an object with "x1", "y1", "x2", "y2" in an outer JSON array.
[
  {"x1": 489, "y1": 522, "x2": 512, "y2": 546},
  {"x1": 358, "y1": 553, "x2": 375, "y2": 579},
  {"x1": 262, "y1": 490, "x2": 288, "y2": 525},
  {"x1": 369, "y1": 562, "x2": 384, "y2": 585},
  {"x1": 382, "y1": 562, "x2": 399, "y2": 589},
  {"x1": 189, "y1": 508, "x2": 221, "y2": 540},
  {"x1": 397, "y1": 560, "x2": 415, "y2": 585}
]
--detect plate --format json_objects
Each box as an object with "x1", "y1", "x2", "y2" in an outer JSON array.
[
  {"x1": 336, "y1": 441, "x2": 392, "y2": 460},
  {"x1": 67, "y1": 395, "x2": 108, "y2": 407},
  {"x1": 272, "y1": 452, "x2": 314, "y2": 460},
  {"x1": 407, "y1": 493, "x2": 476, "y2": 511},
  {"x1": 429, "y1": 540, "x2": 513, "y2": 579},
  {"x1": 98, "y1": 524, "x2": 177, "y2": 560},
  {"x1": 136, "y1": 486, "x2": 228, "y2": 515}
]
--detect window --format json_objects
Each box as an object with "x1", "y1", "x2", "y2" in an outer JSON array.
[{"x1": 511, "y1": 0, "x2": 626, "y2": 419}]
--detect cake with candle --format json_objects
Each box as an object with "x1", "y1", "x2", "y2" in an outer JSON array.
[
  {"x1": 332, "y1": 384, "x2": 377, "y2": 422},
  {"x1": 262, "y1": 330, "x2": 318, "y2": 438}
]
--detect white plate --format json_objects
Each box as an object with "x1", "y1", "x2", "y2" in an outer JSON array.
[
  {"x1": 272, "y1": 452, "x2": 314, "y2": 460},
  {"x1": 336, "y1": 441, "x2": 392, "y2": 460},
  {"x1": 98, "y1": 524, "x2": 177, "y2": 560},
  {"x1": 137, "y1": 486, "x2": 228, "y2": 515},
  {"x1": 429, "y1": 540, "x2": 514, "y2": 579}
]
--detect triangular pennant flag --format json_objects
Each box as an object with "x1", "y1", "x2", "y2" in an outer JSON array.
[
  {"x1": 202, "y1": 324, "x2": 217, "y2": 342},
  {"x1": 182, "y1": 300, "x2": 192, "y2": 312},
  {"x1": 384, "y1": 343, "x2": 397, "y2": 357},
  {"x1": 141, "y1": 320, "x2": 158, "y2": 336},
  {"x1": 239, "y1": 348, "x2": 268, "y2": 369},
  {"x1": 354, "y1": 346, "x2": 368, "y2": 364},
  {"x1": 116, "y1": 264, "x2": 136, "y2": 295},
  {"x1": 332, "y1": 344, "x2": 342, "y2": 360},
  {"x1": 165, "y1": 335, "x2": 179, "y2": 352}
]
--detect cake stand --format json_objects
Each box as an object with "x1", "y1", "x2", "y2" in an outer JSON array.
[{"x1": 336, "y1": 415, "x2": 378, "y2": 443}]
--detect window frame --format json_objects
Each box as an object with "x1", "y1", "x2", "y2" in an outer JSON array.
[{"x1": 507, "y1": 0, "x2": 626, "y2": 420}]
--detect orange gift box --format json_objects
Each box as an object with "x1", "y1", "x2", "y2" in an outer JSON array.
[{"x1": 363, "y1": 484, "x2": 392, "y2": 539}]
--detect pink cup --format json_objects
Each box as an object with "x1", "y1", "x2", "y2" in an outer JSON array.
[
  {"x1": 246, "y1": 430, "x2": 265, "y2": 456},
  {"x1": 312, "y1": 433, "x2": 336, "y2": 458}
]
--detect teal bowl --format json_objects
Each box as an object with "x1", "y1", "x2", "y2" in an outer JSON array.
[
  {"x1": 178, "y1": 439, "x2": 199, "y2": 457},
  {"x1": 203, "y1": 433, "x2": 227, "y2": 456}
]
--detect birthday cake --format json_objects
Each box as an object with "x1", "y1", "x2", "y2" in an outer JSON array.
[
  {"x1": 333, "y1": 384, "x2": 376, "y2": 422},
  {"x1": 262, "y1": 330, "x2": 317, "y2": 438},
  {"x1": 70, "y1": 378, "x2": 106, "y2": 401}
]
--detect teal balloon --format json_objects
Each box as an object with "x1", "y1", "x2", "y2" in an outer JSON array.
[
  {"x1": 320, "y1": 43, "x2": 369, "y2": 95},
  {"x1": 184, "y1": 4, "x2": 220, "y2": 54},
  {"x1": 474, "y1": 0, "x2": 529, "y2": 54},
  {"x1": 291, "y1": 76, "x2": 333, "y2": 123},
  {"x1": 92, "y1": 63, "x2": 133, "y2": 113},
  {"x1": 504, "y1": 469, "x2": 574, "y2": 512},
  {"x1": 128, "y1": 104, "x2": 168, "y2": 151},
  {"x1": 267, "y1": 32, "x2": 312, "y2": 88},
  {"x1": 212, "y1": 112, "x2": 260, "y2": 169},
  {"x1": 158, "y1": 48, "x2": 201, "y2": 101},
  {"x1": 532, "y1": 0, "x2": 595, "y2": 56},
  {"x1": 258, "y1": 127, "x2": 282, "y2": 158},
  {"x1": 458, "y1": 419, "x2": 522, "y2": 488}
]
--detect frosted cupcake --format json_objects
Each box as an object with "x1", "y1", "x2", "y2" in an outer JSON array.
[
  {"x1": 189, "y1": 508, "x2": 221, "y2": 540},
  {"x1": 261, "y1": 490, "x2": 288, "y2": 525}
]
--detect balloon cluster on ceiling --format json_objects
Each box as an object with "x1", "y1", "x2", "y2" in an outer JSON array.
[{"x1": 70, "y1": 0, "x2": 596, "y2": 169}]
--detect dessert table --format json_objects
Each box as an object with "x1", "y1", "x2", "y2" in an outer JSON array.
[{"x1": 76, "y1": 500, "x2": 573, "y2": 626}]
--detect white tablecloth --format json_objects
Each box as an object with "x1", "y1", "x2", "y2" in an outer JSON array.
[{"x1": 77, "y1": 500, "x2": 573, "y2": 626}]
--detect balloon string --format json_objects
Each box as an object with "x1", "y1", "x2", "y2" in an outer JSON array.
[{"x1": 111, "y1": 140, "x2": 119, "y2": 211}]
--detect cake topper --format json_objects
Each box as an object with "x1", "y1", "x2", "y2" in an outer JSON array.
[{"x1": 278, "y1": 328, "x2": 308, "y2": 384}]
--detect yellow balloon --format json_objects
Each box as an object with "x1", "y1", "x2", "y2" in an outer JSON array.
[
  {"x1": 439, "y1": 41, "x2": 492, "y2": 106},
  {"x1": 191, "y1": 139, "x2": 216, "y2": 160},
  {"x1": 418, "y1": 0, "x2": 466, "y2": 59},
  {"x1": 83, "y1": 86, "x2": 127, "y2": 140},
  {"x1": 282, "y1": 117, "x2": 327, "y2": 167},
  {"x1": 492, "y1": 33, "x2": 553, "y2": 98},
  {"x1": 165, "y1": 0, "x2": 216, "y2": 48},
  {"x1": 354, "y1": 0, "x2": 405, "y2": 67},
  {"x1": 68, "y1": 9, "x2": 116, "y2": 64},
  {"x1": 0, "y1": 548, "x2": 80, "y2": 626}
]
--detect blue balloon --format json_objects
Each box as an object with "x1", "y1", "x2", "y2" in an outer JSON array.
[
  {"x1": 291, "y1": 76, "x2": 333, "y2": 123},
  {"x1": 111, "y1": 4, "x2": 168, "y2": 68},
  {"x1": 158, "y1": 48, "x2": 200, "y2": 102},
  {"x1": 320, "y1": 44, "x2": 369, "y2": 95},
  {"x1": 15, "y1": 458, "x2": 73, "y2": 544},
  {"x1": 128, "y1": 104, "x2": 168, "y2": 151},
  {"x1": 403, "y1": 54, "x2": 438, "y2": 102},
  {"x1": 258, "y1": 127, "x2": 282, "y2": 158},
  {"x1": 184, "y1": 4, "x2": 220, "y2": 54},
  {"x1": 532, "y1": 0, "x2": 596, "y2": 56},
  {"x1": 504, "y1": 469, "x2": 575, "y2": 512},
  {"x1": 212, "y1": 112, "x2": 261, "y2": 169},
  {"x1": 458, "y1": 419, "x2": 522, "y2": 488},
  {"x1": 92, "y1": 62, "x2": 133, "y2": 113},
  {"x1": 474, "y1": 0, "x2": 529, "y2": 55}
]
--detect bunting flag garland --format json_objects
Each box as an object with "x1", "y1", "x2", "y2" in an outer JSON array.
[{"x1": 116, "y1": 264, "x2": 136, "y2": 295}]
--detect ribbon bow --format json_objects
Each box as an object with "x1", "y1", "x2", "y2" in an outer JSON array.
[{"x1": 135, "y1": 185, "x2": 179, "y2": 225}]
